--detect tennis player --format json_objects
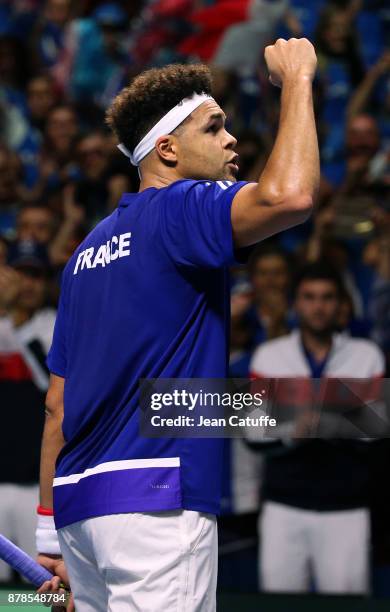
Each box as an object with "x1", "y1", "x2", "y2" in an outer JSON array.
[{"x1": 37, "y1": 38, "x2": 318, "y2": 611}]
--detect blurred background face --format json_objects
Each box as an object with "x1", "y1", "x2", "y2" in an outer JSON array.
[
  {"x1": 46, "y1": 107, "x2": 78, "y2": 151},
  {"x1": 320, "y1": 11, "x2": 351, "y2": 55},
  {"x1": 346, "y1": 115, "x2": 380, "y2": 160},
  {"x1": 250, "y1": 254, "x2": 289, "y2": 298},
  {"x1": 17, "y1": 208, "x2": 55, "y2": 244},
  {"x1": 295, "y1": 279, "x2": 340, "y2": 334},
  {"x1": 0, "y1": 37, "x2": 19, "y2": 86},
  {"x1": 77, "y1": 134, "x2": 109, "y2": 179},
  {"x1": 27, "y1": 77, "x2": 56, "y2": 121},
  {"x1": 0, "y1": 148, "x2": 20, "y2": 204},
  {"x1": 44, "y1": 0, "x2": 71, "y2": 27},
  {"x1": 15, "y1": 268, "x2": 47, "y2": 312}
]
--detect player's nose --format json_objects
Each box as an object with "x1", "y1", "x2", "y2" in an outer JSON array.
[{"x1": 224, "y1": 129, "x2": 237, "y2": 150}]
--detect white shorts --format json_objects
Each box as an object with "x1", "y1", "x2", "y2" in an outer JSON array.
[
  {"x1": 260, "y1": 501, "x2": 370, "y2": 594},
  {"x1": 58, "y1": 510, "x2": 217, "y2": 612}
]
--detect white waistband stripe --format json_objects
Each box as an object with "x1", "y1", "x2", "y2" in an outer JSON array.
[{"x1": 53, "y1": 457, "x2": 181, "y2": 487}]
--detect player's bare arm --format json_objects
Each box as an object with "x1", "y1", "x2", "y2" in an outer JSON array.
[
  {"x1": 231, "y1": 38, "x2": 319, "y2": 247},
  {"x1": 36, "y1": 374, "x2": 71, "y2": 605},
  {"x1": 40, "y1": 374, "x2": 65, "y2": 510}
]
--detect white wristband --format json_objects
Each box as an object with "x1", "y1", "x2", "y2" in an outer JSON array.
[{"x1": 36, "y1": 514, "x2": 61, "y2": 555}]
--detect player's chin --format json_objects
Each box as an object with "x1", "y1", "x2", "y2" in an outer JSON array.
[{"x1": 223, "y1": 166, "x2": 238, "y2": 182}]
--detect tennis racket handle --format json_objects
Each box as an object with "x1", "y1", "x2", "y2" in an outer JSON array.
[{"x1": 0, "y1": 534, "x2": 53, "y2": 586}]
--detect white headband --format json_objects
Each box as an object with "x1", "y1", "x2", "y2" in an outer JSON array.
[{"x1": 117, "y1": 92, "x2": 213, "y2": 166}]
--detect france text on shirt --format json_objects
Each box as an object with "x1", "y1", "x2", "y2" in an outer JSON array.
[{"x1": 73, "y1": 232, "x2": 131, "y2": 275}]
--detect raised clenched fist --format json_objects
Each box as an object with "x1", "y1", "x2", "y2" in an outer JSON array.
[{"x1": 264, "y1": 38, "x2": 317, "y2": 88}]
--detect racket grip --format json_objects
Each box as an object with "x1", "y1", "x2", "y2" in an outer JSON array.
[{"x1": 0, "y1": 534, "x2": 54, "y2": 587}]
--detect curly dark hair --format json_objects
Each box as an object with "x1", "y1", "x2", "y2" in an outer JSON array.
[{"x1": 106, "y1": 63, "x2": 212, "y2": 154}]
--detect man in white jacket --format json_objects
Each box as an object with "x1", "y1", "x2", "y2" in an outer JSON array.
[{"x1": 250, "y1": 262, "x2": 385, "y2": 594}]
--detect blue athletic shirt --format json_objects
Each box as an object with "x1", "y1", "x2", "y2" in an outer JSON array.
[{"x1": 47, "y1": 178, "x2": 248, "y2": 529}]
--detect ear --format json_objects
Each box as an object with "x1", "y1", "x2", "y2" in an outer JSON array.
[{"x1": 155, "y1": 135, "x2": 178, "y2": 163}]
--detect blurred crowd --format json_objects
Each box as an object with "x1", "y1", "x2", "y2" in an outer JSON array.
[{"x1": 0, "y1": 0, "x2": 389, "y2": 598}]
